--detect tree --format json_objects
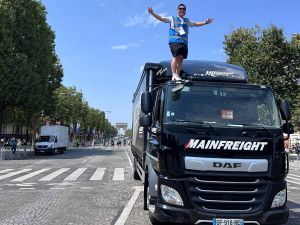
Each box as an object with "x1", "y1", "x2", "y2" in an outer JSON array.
[
  {"x1": 224, "y1": 25, "x2": 300, "y2": 129},
  {"x1": 0, "y1": 0, "x2": 63, "y2": 136},
  {"x1": 125, "y1": 129, "x2": 132, "y2": 137},
  {"x1": 53, "y1": 86, "x2": 86, "y2": 127}
]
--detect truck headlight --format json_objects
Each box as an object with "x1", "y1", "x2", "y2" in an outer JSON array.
[
  {"x1": 271, "y1": 189, "x2": 286, "y2": 208},
  {"x1": 160, "y1": 184, "x2": 184, "y2": 206}
]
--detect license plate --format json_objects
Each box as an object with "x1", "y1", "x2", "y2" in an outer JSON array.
[{"x1": 213, "y1": 218, "x2": 244, "y2": 225}]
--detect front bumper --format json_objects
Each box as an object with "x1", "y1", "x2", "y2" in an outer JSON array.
[
  {"x1": 151, "y1": 175, "x2": 289, "y2": 225},
  {"x1": 35, "y1": 148, "x2": 53, "y2": 153},
  {"x1": 152, "y1": 203, "x2": 288, "y2": 225}
]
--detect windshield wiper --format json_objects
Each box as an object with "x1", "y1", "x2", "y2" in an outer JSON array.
[
  {"x1": 173, "y1": 120, "x2": 220, "y2": 135},
  {"x1": 240, "y1": 123, "x2": 275, "y2": 137}
]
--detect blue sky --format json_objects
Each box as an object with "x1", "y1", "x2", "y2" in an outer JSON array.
[{"x1": 41, "y1": 0, "x2": 299, "y2": 127}]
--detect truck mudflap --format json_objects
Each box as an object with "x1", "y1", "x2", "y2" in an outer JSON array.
[{"x1": 151, "y1": 175, "x2": 288, "y2": 225}]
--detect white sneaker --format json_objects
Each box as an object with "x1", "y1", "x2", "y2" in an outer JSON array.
[{"x1": 172, "y1": 73, "x2": 182, "y2": 81}]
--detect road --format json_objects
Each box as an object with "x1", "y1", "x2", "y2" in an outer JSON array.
[{"x1": 0, "y1": 146, "x2": 299, "y2": 225}]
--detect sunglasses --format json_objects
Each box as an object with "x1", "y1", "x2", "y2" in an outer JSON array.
[{"x1": 178, "y1": 8, "x2": 186, "y2": 11}]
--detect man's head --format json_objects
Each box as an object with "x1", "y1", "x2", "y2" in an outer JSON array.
[{"x1": 177, "y1": 3, "x2": 186, "y2": 18}]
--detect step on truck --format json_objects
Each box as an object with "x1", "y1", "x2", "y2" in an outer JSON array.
[{"x1": 131, "y1": 60, "x2": 294, "y2": 225}]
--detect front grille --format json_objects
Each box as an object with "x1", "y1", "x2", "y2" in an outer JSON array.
[
  {"x1": 186, "y1": 175, "x2": 269, "y2": 213},
  {"x1": 37, "y1": 145, "x2": 48, "y2": 149}
]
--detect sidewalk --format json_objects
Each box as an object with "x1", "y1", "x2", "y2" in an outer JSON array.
[
  {"x1": 0, "y1": 145, "x2": 34, "y2": 160},
  {"x1": 289, "y1": 154, "x2": 300, "y2": 172}
]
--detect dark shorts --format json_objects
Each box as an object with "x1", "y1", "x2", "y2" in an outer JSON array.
[{"x1": 169, "y1": 42, "x2": 188, "y2": 59}]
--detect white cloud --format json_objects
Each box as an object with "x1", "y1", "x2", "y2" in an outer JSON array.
[
  {"x1": 122, "y1": 12, "x2": 167, "y2": 28},
  {"x1": 96, "y1": 0, "x2": 107, "y2": 7},
  {"x1": 111, "y1": 45, "x2": 129, "y2": 50},
  {"x1": 211, "y1": 47, "x2": 225, "y2": 55},
  {"x1": 139, "y1": 64, "x2": 144, "y2": 72},
  {"x1": 111, "y1": 42, "x2": 142, "y2": 51},
  {"x1": 133, "y1": 64, "x2": 145, "y2": 73}
]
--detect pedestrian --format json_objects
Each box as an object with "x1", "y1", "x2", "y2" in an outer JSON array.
[
  {"x1": 148, "y1": 4, "x2": 213, "y2": 80},
  {"x1": 11, "y1": 138, "x2": 17, "y2": 154},
  {"x1": 76, "y1": 138, "x2": 80, "y2": 148}
]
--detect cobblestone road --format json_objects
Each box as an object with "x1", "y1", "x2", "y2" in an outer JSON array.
[{"x1": 0, "y1": 147, "x2": 300, "y2": 225}]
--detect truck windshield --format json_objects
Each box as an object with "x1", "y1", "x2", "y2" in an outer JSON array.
[
  {"x1": 38, "y1": 136, "x2": 55, "y2": 142},
  {"x1": 165, "y1": 85, "x2": 281, "y2": 128}
]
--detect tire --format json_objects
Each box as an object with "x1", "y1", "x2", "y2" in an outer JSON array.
[{"x1": 133, "y1": 158, "x2": 141, "y2": 180}]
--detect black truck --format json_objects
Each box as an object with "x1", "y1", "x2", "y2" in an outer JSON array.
[{"x1": 131, "y1": 60, "x2": 294, "y2": 225}]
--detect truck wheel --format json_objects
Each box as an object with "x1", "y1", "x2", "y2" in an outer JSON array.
[{"x1": 133, "y1": 158, "x2": 141, "y2": 180}]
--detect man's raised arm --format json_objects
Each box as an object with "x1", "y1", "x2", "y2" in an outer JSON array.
[
  {"x1": 193, "y1": 17, "x2": 213, "y2": 27},
  {"x1": 148, "y1": 6, "x2": 167, "y2": 23}
]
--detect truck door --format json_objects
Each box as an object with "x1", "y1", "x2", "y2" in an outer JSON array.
[{"x1": 148, "y1": 89, "x2": 163, "y2": 164}]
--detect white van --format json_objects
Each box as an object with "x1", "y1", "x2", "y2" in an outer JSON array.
[{"x1": 34, "y1": 125, "x2": 69, "y2": 155}]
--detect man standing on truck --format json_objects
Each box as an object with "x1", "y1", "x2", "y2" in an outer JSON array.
[{"x1": 148, "y1": 3, "x2": 213, "y2": 81}]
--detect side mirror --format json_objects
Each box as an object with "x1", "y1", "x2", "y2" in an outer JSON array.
[
  {"x1": 282, "y1": 123, "x2": 294, "y2": 134},
  {"x1": 279, "y1": 100, "x2": 292, "y2": 121},
  {"x1": 141, "y1": 92, "x2": 152, "y2": 113},
  {"x1": 140, "y1": 115, "x2": 152, "y2": 127}
]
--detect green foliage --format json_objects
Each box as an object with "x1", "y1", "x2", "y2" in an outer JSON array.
[
  {"x1": 224, "y1": 25, "x2": 300, "y2": 129},
  {"x1": 0, "y1": 0, "x2": 63, "y2": 134},
  {"x1": 54, "y1": 85, "x2": 116, "y2": 137},
  {"x1": 125, "y1": 129, "x2": 132, "y2": 137},
  {"x1": 53, "y1": 85, "x2": 86, "y2": 126}
]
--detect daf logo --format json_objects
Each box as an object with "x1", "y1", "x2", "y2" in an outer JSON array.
[{"x1": 213, "y1": 162, "x2": 242, "y2": 169}]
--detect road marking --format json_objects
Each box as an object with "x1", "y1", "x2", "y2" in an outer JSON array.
[
  {"x1": 0, "y1": 169, "x2": 32, "y2": 181},
  {"x1": 11, "y1": 168, "x2": 51, "y2": 182},
  {"x1": 113, "y1": 168, "x2": 124, "y2": 181},
  {"x1": 35, "y1": 160, "x2": 47, "y2": 165},
  {"x1": 288, "y1": 173, "x2": 300, "y2": 179},
  {"x1": 89, "y1": 168, "x2": 106, "y2": 181},
  {"x1": 50, "y1": 187, "x2": 65, "y2": 190},
  {"x1": 81, "y1": 156, "x2": 94, "y2": 164},
  {"x1": 286, "y1": 179, "x2": 300, "y2": 186},
  {"x1": 19, "y1": 188, "x2": 35, "y2": 190},
  {"x1": 287, "y1": 176, "x2": 300, "y2": 181},
  {"x1": 64, "y1": 168, "x2": 87, "y2": 181},
  {"x1": 81, "y1": 187, "x2": 94, "y2": 190},
  {"x1": 0, "y1": 169, "x2": 14, "y2": 174},
  {"x1": 289, "y1": 186, "x2": 298, "y2": 190},
  {"x1": 38, "y1": 168, "x2": 70, "y2": 181},
  {"x1": 114, "y1": 186, "x2": 143, "y2": 225},
  {"x1": 125, "y1": 149, "x2": 133, "y2": 167}
]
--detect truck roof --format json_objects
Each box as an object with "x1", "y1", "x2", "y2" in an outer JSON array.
[{"x1": 144, "y1": 60, "x2": 248, "y2": 83}]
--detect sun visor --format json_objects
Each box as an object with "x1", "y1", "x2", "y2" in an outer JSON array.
[{"x1": 156, "y1": 60, "x2": 248, "y2": 83}]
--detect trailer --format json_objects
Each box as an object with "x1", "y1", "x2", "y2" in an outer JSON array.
[{"x1": 131, "y1": 60, "x2": 294, "y2": 225}]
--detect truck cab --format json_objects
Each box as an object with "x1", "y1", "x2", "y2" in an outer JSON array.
[{"x1": 131, "y1": 60, "x2": 293, "y2": 225}]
